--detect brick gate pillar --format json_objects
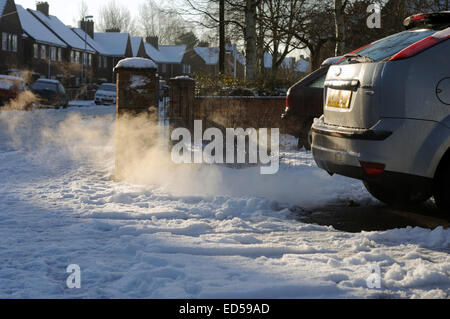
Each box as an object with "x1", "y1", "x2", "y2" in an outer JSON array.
[
  {"x1": 168, "y1": 76, "x2": 196, "y2": 130},
  {"x1": 114, "y1": 57, "x2": 158, "y2": 180}
]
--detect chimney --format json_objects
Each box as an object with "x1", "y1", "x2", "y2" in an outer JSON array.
[
  {"x1": 79, "y1": 19, "x2": 94, "y2": 39},
  {"x1": 146, "y1": 36, "x2": 158, "y2": 49},
  {"x1": 36, "y1": 1, "x2": 49, "y2": 16},
  {"x1": 106, "y1": 28, "x2": 120, "y2": 33}
]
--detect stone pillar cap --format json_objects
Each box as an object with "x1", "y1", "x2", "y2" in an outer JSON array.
[
  {"x1": 170, "y1": 75, "x2": 195, "y2": 81},
  {"x1": 114, "y1": 57, "x2": 157, "y2": 71}
]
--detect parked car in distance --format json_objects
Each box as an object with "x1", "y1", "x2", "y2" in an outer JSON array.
[
  {"x1": 0, "y1": 75, "x2": 27, "y2": 106},
  {"x1": 312, "y1": 12, "x2": 450, "y2": 211},
  {"x1": 5, "y1": 69, "x2": 40, "y2": 85},
  {"x1": 94, "y1": 83, "x2": 116, "y2": 105},
  {"x1": 31, "y1": 79, "x2": 68, "y2": 107},
  {"x1": 282, "y1": 56, "x2": 341, "y2": 150}
]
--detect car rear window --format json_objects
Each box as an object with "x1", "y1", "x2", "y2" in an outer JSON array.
[
  {"x1": 344, "y1": 28, "x2": 437, "y2": 62},
  {"x1": 0, "y1": 79, "x2": 16, "y2": 90},
  {"x1": 307, "y1": 74, "x2": 326, "y2": 89},
  {"x1": 99, "y1": 84, "x2": 116, "y2": 92},
  {"x1": 32, "y1": 81, "x2": 58, "y2": 92}
]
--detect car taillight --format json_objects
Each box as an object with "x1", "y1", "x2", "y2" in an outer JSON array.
[
  {"x1": 337, "y1": 43, "x2": 373, "y2": 62},
  {"x1": 410, "y1": 13, "x2": 427, "y2": 22},
  {"x1": 360, "y1": 161, "x2": 385, "y2": 177},
  {"x1": 390, "y1": 28, "x2": 450, "y2": 61},
  {"x1": 285, "y1": 95, "x2": 290, "y2": 109}
]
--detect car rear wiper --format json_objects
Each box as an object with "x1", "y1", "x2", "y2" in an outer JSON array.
[{"x1": 343, "y1": 53, "x2": 374, "y2": 63}]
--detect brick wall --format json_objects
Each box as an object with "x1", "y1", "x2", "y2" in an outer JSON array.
[
  {"x1": 167, "y1": 77, "x2": 293, "y2": 134},
  {"x1": 193, "y1": 96, "x2": 285, "y2": 130}
]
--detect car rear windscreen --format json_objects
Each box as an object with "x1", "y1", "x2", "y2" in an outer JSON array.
[
  {"x1": 0, "y1": 79, "x2": 16, "y2": 90},
  {"x1": 345, "y1": 29, "x2": 437, "y2": 62},
  {"x1": 32, "y1": 82, "x2": 57, "y2": 92},
  {"x1": 99, "y1": 84, "x2": 116, "y2": 92}
]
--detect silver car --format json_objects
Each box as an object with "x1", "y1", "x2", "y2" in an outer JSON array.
[
  {"x1": 94, "y1": 83, "x2": 116, "y2": 105},
  {"x1": 312, "y1": 12, "x2": 450, "y2": 212}
]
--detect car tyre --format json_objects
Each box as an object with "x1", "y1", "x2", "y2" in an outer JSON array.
[
  {"x1": 304, "y1": 129, "x2": 313, "y2": 151},
  {"x1": 297, "y1": 138, "x2": 304, "y2": 150},
  {"x1": 433, "y1": 162, "x2": 450, "y2": 212},
  {"x1": 363, "y1": 181, "x2": 431, "y2": 207}
]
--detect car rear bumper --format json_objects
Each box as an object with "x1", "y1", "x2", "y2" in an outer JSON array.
[
  {"x1": 95, "y1": 97, "x2": 116, "y2": 105},
  {"x1": 311, "y1": 116, "x2": 437, "y2": 190},
  {"x1": 312, "y1": 122, "x2": 392, "y2": 141},
  {"x1": 312, "y1": 131, "x2": 433, "y2": 194}
]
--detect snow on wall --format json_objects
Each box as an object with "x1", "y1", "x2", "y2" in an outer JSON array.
[{"x1": 115, "y1": 57, "x2": 157, "y2": 70}]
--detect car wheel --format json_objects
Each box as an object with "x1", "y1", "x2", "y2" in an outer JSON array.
[
  {"x1": 433, "y1": 162, "x2": 450, "y2": 212},
  {"x1": 363, "y1": 181, "x2": 431, "y2": 206},
  {"x1": 296, "y1": 138, "x2": 304, "y2": 150}
]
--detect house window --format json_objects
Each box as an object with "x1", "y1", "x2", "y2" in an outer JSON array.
[
  {"x1": 161, "y1": 64, "x2": 166, "y2": 73},
  {"x1": 88, "y1": 54, "x2": 92, "y2": 66},
  {"x1": 12, "y1": 35, "x2": 17, "y2": 52},
  {"x1": 1, "y1": 32, "x2": 7, "y2": 51},
  {"x1": 70, "y1": 50, "x2": 74, "y2": 63},
  {"x1": 57, "y1": 48, "x2": 62, "y2": 62},
  {"x1": 40, "y1": 45, "x2": 46, "y2": 60},
  {"x1": 75, "y1": 51, "x2": 80, "y2": 64},
  {"x1": 182, "y1": 64, "x2": 191, "y2": 74},
  {"x1": 50, "y1": 47, "x2": 57, "y2": 61},
  {"x1": 33, "y1": 43, "x2": 39, "y2": 58},
  {"x1": 98, "y1": 56, "x2": 101, "y2": 68},
  {"x1": 2, "y1": 33, "x2": 18, "y2": 52},
  {"x1": 103, "y1": 56, "x2": 107, "y2": 68}
]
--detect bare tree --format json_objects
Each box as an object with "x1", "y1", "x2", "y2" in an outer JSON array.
[
  {"x1": 73, "y1": 0, "x2": 89, "y2": 25},
  {"x1": 138, "y1": 0, "x2": 188, "y2": 44},
  {"x1": 245, "y1": 0, "x2": 259, "y2": 81},
  {"x1": 97, "y1": 0, "x2": 136, "y2": 34},
  {"x1": 334, "y1": 0, "x2": 350, "y2": 56},
  {"x1": 258, "y1": 0, "x2": 307, "y2": 78}
]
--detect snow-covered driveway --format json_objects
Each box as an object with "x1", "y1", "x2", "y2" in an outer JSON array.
[{"x1": 0, "y1": 105, "x2": 449, "y2": 298}]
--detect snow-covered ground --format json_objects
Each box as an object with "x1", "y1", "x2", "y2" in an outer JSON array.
[{"x1": 0, "y1": 105, "x2": 448, "y2": 298}]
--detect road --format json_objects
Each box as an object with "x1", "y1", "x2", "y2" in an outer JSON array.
[{"x1": 290, "y1": 200, "x2": 450, "y2": 233}]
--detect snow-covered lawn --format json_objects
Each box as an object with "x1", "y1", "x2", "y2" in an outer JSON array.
[{"x1": 0, "y1": 105, "x2": 448, "y2": 298}]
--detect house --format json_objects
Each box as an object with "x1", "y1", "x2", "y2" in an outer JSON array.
[
  {"x1": 27, "y1": 2, "x2": 96, "y2": 87},
  {"x1": 72, "y1": 24, "x2": 110, "y2": 83},
  {"x1": 144, "y1": 37, "x2": 189, "y2": 80},
  {"x1": 130, "y1": 37, "x2": 146, "y2": 58},
  {"x1": 73, "y1": 19, "x2": 133, "y2": 83},
  {"x1": 191, "y1": 47, "x2": 220, "y2": 75},
  {"x1": 93, "y1": 32, "x2": 133, "y2": 82},
  {"x1": 0, "y1": 0, "x2": 23, "y2": 72},
  {"x1": 263, "y1": 52, "x2": 309, "y2": 78},
  {"x1": 185, "y1": 43, "x2": 245, "y2": 79},
  {"x1": 16, "y1": 4, "x2": 67, "y2": 81}
]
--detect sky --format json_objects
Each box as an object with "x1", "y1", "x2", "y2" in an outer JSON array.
[
  {"x1": 14, "y1": 0, "x2": 147, "y2": 27},
  {"x1": 13, "y1": 0, "x2": 304, "y2": 59}
]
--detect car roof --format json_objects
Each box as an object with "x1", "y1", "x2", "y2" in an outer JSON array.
[
  {"x1": 35, "y1": 79, "x2": 60, "y2": 84},
  {"x1": 0, "y1": 75, "x2": 24, "y2": 82},
  {"x1": 321, "y1": 56, "x2": 343, "y2": 67},
  {"x1": 404, "y1": 11, "x2": 450, "y2": 29}
]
